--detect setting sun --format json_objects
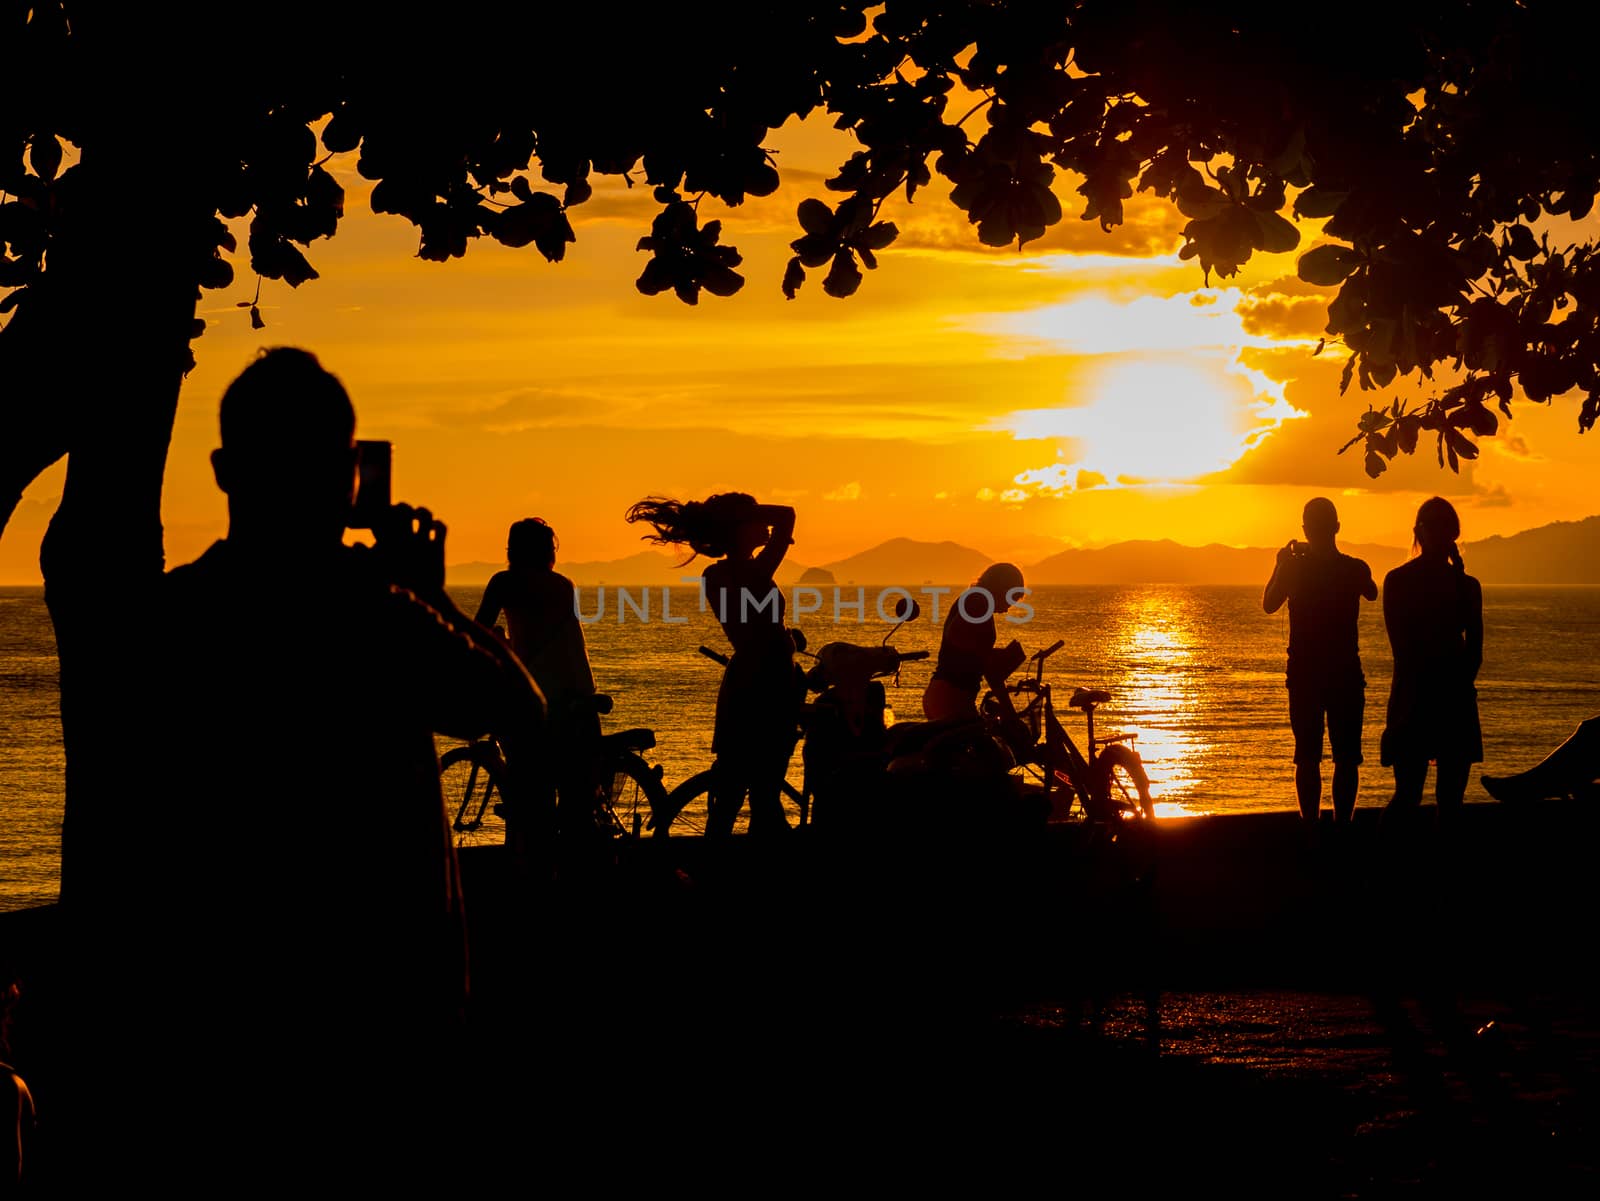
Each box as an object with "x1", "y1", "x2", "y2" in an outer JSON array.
[{"x1": 1003, "y1": 359, "x2": 1285, "y2": 483}]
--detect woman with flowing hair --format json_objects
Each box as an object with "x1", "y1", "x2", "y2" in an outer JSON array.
[
  {"x1": 1380, "y1": 496, "x2": 1484, "y2": 829},
  {"x1": 626, "y1": 492, "x2": 800, "y2": 836}
]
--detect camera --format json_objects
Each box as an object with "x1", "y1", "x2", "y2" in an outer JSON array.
[{"x1": 348, "y1": 439, "x2": 392, "y2": 530}]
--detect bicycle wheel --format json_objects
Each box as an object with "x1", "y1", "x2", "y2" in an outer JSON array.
[
  {"x1": 654, "y1": 770, "x2": 715, "y2": 838},
  {"x1": 654, "y1": 770, "x2": 808, "y2": 837},
  {"x1": 599, "y1": 753, "x2": 669, "y2": 840},
  {"x1": 440, "y1": 743, "x2": 508, "y2": 847},
  {"x1": 1095, "y1": 743, "x2": 1155, "y2": 821}
]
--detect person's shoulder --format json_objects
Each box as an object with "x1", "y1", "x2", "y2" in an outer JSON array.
[
  {"x1": 160, "y1": 541, "x2": 229, "y2": 600},
  {"x1": 1384, "y1": 556, "x2": 1425, "y2": 587},
  {"x1": 1339, "y1": 551, "x2": 1375, "y2": 586}
]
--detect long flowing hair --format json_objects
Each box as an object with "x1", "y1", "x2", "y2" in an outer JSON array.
[{"x1": 625, "y1": 492, "x2": 758, "y2": 563}]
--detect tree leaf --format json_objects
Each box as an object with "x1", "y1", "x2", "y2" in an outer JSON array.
[
  {"x1": 797, "y1": 198, "x2": 834, "y2": 236},
  {"x1": 781, "y1": 256, "x2": 805, "y2": 300},
  {"x1": 1253, "y1": 210, "x2": 1301, "y2": 254},
  {"x1": 1293, "y1": 187, "x2": 1348, "y2": 219},
  {"x1": 822, "y1": 249, "x2": 862, "y2": 298},
  {"x1": 1298, "y1": 243, "x2": 1362, "y2": 287}
]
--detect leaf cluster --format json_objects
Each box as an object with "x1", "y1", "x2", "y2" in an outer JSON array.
[{"x1": 5, "y1": 2, "x2": 1600, "y2": 461}]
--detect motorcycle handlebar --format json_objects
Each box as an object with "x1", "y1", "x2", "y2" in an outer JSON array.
[
  {"x1": 897, "y1": 650, "x2": 930, "y2": 662},
  {"x1": 698, "y1": 645, "x2": 731, "y2": 667}
]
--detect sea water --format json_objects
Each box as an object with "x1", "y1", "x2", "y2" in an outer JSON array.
[{"x1": 4, "y1": 583, "x2": 1598, "y2": 911}]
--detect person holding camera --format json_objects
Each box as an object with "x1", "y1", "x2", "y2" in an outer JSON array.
[
  {"x1": 78, "y1": 348, "x2": 545, "y2": 1186},
  {"x1": 1263, "y1": 497, "x2": 1378, "y2": 825}
]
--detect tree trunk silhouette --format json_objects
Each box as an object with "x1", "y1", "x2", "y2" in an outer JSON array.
[{"x1": 1, "y1": 29, "x2": 206, "y2": 904}]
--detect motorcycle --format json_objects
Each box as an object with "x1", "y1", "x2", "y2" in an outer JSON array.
[{"x1": 800, "y1": 598, "x2": 1025, "y2": 829}]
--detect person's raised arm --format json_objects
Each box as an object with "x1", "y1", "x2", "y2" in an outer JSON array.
[
  {"x1": 1262, "y1": 542, "x2": 1295, "y2": 613},
  {"x1": 370, "y1": 504, "x2": 544, "y2": 740},
  {"x1": 753, "y1": 503, "x2": 796, "y2": 577}
]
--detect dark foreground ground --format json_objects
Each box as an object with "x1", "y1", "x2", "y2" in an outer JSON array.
[
  {"x1": 451, "y1": 800, "x2": 1599, "y2": 1195},
  {"x1": 6, "y1": 800, "x2": 1598, "y2": 1194}
]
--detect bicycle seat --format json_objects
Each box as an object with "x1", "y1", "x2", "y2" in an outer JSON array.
[
  {"x1": 601, "y1": 728, "x2": 656, "y2": 754},
  {"x1": 1069, "y1": 687, "x2": 1111, "y2": 709}
]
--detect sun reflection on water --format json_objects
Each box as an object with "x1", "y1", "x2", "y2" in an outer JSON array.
[{"x1": 1101, "y1": 590, "x2": 1214, "y2": 817}]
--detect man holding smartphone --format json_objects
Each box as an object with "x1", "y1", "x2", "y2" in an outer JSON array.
[
  {"x1": 1263, "y1": 497, "x2": 1378, "y2": 827},
  {"x1": 87, "y1": 347, "x2": 545, "y2": 1186}
]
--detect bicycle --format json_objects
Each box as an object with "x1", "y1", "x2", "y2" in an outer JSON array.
[
  {"x1": 654, "y1": 609, "x2": 929, "y2": 837},
  {"x1": 651, "y1": 645, "x2": 811, "y2": 837},
  {"x1": 985, "y1": 639, "x2": 1156, "y2": 824},
  {"x1": 440, "y1": 693, "x2": 670, "y2": 847}
]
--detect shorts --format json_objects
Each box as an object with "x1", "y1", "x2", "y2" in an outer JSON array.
[{"x1": 1289, "y1": 675, "x2": 1365, "y2": 766}]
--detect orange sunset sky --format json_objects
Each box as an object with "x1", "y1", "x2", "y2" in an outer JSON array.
[{"x1": 4, "y1": 111, "x2": 1598, "y2": 583}]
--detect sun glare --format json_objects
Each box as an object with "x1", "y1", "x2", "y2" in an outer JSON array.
[{"x1": 1008, "y1": 360, "x2": 1269, "y2": 483}]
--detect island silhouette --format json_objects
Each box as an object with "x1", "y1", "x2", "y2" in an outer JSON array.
[{"x1": 444, "y1": 514, "x2": 1600, "y2": 588}]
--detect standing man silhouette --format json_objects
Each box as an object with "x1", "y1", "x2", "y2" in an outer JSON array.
[
  {"x1": 73, "y1": 347, "x2": 545, "y2": 1189},
  {"x1": 1263, "y1": 497, "x2": 1378, "y2": 824}
]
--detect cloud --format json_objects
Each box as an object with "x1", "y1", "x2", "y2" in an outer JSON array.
[
  {"x1": 426, "y1": 388, "x2": 624, "y2": 432},
  {"x1": 1486, "y1": 433, "x2": 1542, "y2": 462},
  {"x1": 1472, "y1": 482, "x2": 1514, "y2": 508},
  {"x1": 1237, "y1": 291, "x2": 1330, "y2": 339},
  {"x1": 1252, "y1": 273, "x2": 1337, "y2": 300},
  {"x1": 892, "y1": 188, "x2": 1187, "y2": 260},
  {"x1": 1215, "y1": 357, "x2": 1484, "y2": 495},
  {"x1": 823, "y1": 480, "x2": 862, "y2": 501}
]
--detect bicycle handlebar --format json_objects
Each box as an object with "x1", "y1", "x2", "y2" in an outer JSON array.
[{"x1": 1033, "y1": 639, "x2": 1065, "y2": 662}]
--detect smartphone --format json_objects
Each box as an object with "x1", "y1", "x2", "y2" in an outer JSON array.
[{"x1": 348, "y1": 439, "x2": 392, "y2": 530}]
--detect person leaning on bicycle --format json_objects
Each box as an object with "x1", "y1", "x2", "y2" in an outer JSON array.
[
  {"x1": 475, "y1": 517, "x2": 603, "y2": 837},
  {"x1": 923, "y1": 562, "x2": 1033, "y2": 754}
]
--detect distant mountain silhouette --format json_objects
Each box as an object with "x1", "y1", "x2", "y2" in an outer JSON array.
[
  {"x1": 820, "y1": 538, "x2": 994, "y2": 584},
  {"x1": 1027, "y1": 539, "x2": 1405, "y2": 585},
  {"x1": 1455, "y1": 514, "x2": 1600, "y2": 586},
  {"x1": 448, "y1": 551, "x2": 813, "y2": 588},
  {"x1": 446, "y1": 516, "x2": 1600, "y2": 589}
]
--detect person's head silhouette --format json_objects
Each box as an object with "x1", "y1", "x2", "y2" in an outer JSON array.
[
  {"x1": 210, "y1": 347, "x2": 357, "y2": 549},
  {"x1": 1302, "y1": 496, "x2": 1339, "y2": 547},
  {"x1": 507, "y1": 517, "x2": 558, "y2": 569},
  {"x1": 975, "y1": 562, "x2": 1025, "y2": 610},
  {"x1": 1413, "y1": 496, "x2": 1464, "y2": 571}
]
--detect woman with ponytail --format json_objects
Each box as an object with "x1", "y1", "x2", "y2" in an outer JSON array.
[
  {"x1": 1379, "y1": 496, "x2": 1484, "y2": 828},
  {"x1": 626, "y1": 492, "x2": 800, "y2": 835}
]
